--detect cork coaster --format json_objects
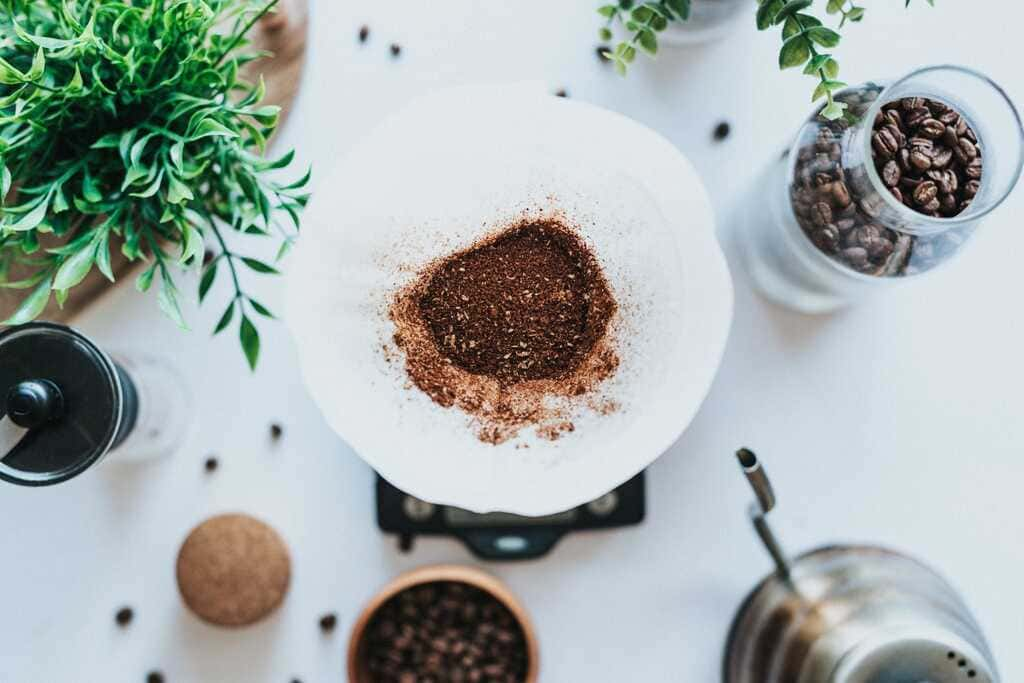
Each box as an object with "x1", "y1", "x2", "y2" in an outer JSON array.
[{"x1": 176, "y1": 513, "x2": 291, "y2": 627}]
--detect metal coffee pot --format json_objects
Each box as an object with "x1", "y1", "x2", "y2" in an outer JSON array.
[{"x1": 724, "y1": 449, "x2": 999, "y2": 683}]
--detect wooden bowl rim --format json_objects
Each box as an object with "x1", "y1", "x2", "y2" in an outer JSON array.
[{"x1": 346, "y1": 564, "x2": 539, "y2": 683}]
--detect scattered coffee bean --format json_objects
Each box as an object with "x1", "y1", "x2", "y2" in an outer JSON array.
[
  {"x1": 358, "y1": 25, "x2": 369, "y2": 44},
  {"x1": 362, "y1": 581, "x2": 529, "y2": 683},
  {"x1": 389, "y1": 43, "x2": 401, "y2": 57},
  {"x1": 115, "y1": 606, "x2": 134, "y2": 627},
  {"x1": 554, "y1": 88, "x2": 568, "y2": 98},
  {"x1": 596, "y1": 45, "x2": 611, "y2": 62},
  {"x1": 202, "y1": 249, "x2": 215, "y2": 266},
  {"x1": 713, "y1": 121, "x2": 731, "y2": 142},
  {"x1": 146, "y1": 672, "x2": 164, "y2": 683},
  {"x1": 204, "y1": 456, "x2": 218, "y2": 473},
  {"x1": 319, "y1": 613, "x2": 338, "y2": 633},
  {"x1": 270, "y1": 423, "x2": 283, "y2": 440}
]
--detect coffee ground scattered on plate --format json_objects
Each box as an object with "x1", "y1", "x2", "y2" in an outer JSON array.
[{"x1": 389, "y1": 218, "x2": 619, "y2": 444}]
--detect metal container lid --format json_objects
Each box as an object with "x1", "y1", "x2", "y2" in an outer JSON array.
[{"x1": 0, "y1": 322, "x2": 126, "y2": 486}]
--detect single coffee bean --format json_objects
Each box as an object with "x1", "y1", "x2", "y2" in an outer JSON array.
[
  {"x1": 867, "y1": 237, "x2": 895, "y2": 261},
  {"x1": 919, "y1": 118, "x2": 945, "y2": 139},
  {"x1": 913, "y1": 180, "x2": 939, "y2": 206},
  {"x1": 940, "y1": 193, "x2": 957, "y2": 213},
  {"x1": 881, "y1": 160, "x2": 901, "y2": 187},
  {"x1": 901, "y1": 96, "x2": 926, "y2": 111},
  {"x1": 884, "y1": 109, "x2": 903, "y2": 129},
  {"x1": 811, "y1": 201, "x2": 833, "y2": 226},
  {"x1": 831, "y1": 181, "x2": 852, "y2": 207},
  {"x1": 872, "y1": 129, "x2": 899, "y2": 158},
  {"x1": 319, "y1": 613, "x2": 338, "y2": 633},
  {"x1": 954, "y1": 137, "x2": 978, "y2": 164},
  {"x1": 898, "y1": 148, "x2": 912, "y2": 173},
  {"x1": 596, "y1": 45, "x2": 611, "y2": 62},
  {"x1": 931, "y1": 145, "x2": 953, "y2": 169},
  {"x1": 390, "y1": 43, "x2": 402, "y2": 57},
  {"x1": 115, "y1": 606, "x2": 134, "y2": 627},
  {"x1": 713, "y1": 121, "x2": 731, "y2": 141},
  {"x1": 204, "y1": 456, "x2": 218, "y2": 472},
  {"x1": 842, "y1": 247, "x2": 869, "y2": 269},
  {"x1": 146, "y1": 673, "x2": 164, "y2": 683},
  {"x1": 964, "y1": 179, "x2": 980, "y2": 198},
  {"x1": 909, "y1": 150, "x2": 932, "y2": 172},
  {"x1": 270, "y1": 423, "x2": 283, "y2": 440},
  {"x1": 358, "y1": 25, "x2": 370, "y2": 43},
  {"x1": 942, "y1": 126, "x2": 959, "y2": 148},
  {"x1": 905, "y1": 107, "x2": 931, "y2": 129},
  {"x1": 966, "y1": 157, "x2": 983, "y2": 180}
]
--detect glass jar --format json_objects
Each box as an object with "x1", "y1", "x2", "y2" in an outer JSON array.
[
  {"x1": 657, "y1": 0, "x2": 748, "y2": 46},
  {"x1": 743, "y1": 65, "x2": 1024, "y2": 313}
]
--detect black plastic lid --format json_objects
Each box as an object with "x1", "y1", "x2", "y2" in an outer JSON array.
[{"x1": 0, "y1": 322, "x2": 126, "y2": 486}]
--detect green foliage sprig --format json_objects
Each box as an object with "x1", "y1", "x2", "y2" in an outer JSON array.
[
  {"x1": 0, "y1": 0, "x2": 310, "y2": 369},
  {"x1": 598, "y1": 0, "x2": 935, "y2": 120}
]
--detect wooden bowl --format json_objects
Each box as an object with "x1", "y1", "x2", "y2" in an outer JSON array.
[{"x1": 347, "y1": 565, "x2": 540, "y2": 683}]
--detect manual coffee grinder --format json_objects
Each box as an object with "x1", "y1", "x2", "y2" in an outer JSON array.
[
  {"x1": 725, "y1": 449, "x2": 1000, "y2": 683},
  {"x1": 0, "y1": 322, "x2": 189, "y2": 486}
]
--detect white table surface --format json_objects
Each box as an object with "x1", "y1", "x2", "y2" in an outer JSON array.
[{"x1": 3, "y1": 2, "x2": 1023, "y2": 682}]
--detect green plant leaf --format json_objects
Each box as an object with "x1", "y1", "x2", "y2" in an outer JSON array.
[
  {"x1": 167, "y1": 175, "x2": 194, "y2": 204},
  {"x1": 213, "y1": 299, "x2": 235, "y2": 334},
  {"x1": 248, "y1": 297, "x2": 274, "y2": 319},
  {"x1": 157, "y1": 271, "x2": 188, "y2": 330},
  {"x1": 637, "y1": 29, "x2": 658, "y2": 55},
  {"x1": 26, "y1": 47, "x2": 45, "y2": 81},
  {"x1": 53, "y1": 238, "x2": 97, "y2": 290},
  {"x1": 779, "y1": 35, "x2": 811, "y2": 69},
  {"x1": 198, "y1": 261, "x2": 218, "y2": 302},
  {"x1": 240, "y1": 257, "x2": 279, "y2": 274},
  {"x1": 136, "y1": 263, "x2": 157, "y2": 292},
  {"x1": 3, "y1": 277, "x2": 52, "y2": 325},
  {"x1": 806, "y1": 26, "x2": 841, "y2": 47},
  {"x1": 95, "y1": 230, "x2": 114, "y2": 281},
  {"x1": 239, "y1": 314, "x2": 260, "y2": 370},
  {"x1": 7, "y1": 197, "x2": 50, "y2": 232},
  {"x1": 774, "y1": 0, "x2": 813, "y2": 25}
]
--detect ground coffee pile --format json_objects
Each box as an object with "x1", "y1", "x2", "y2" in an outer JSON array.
[
  {"x1": 388, "y1": 219, "x2": 619, "y2": 443},
  {"x1": 420, "y1": 222, "x2": 613, "y2": 383}
]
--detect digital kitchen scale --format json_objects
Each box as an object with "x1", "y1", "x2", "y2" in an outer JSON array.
[{"x1": 377, "y1": 471, "x2": 645, "y2": 560}]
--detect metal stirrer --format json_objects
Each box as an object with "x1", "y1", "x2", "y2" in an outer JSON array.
[{"x1": 735, "y1": 448, "x2": 791, "y2": 581}]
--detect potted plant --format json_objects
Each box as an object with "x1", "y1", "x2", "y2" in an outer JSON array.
[
  {"x1": 0, "y1": 0, "x2": 309, "y2": 368},
  {"x1": 598, "y1": 0, "x2": 935, "y2": 120}
]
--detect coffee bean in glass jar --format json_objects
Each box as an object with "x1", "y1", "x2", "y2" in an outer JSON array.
[
  {"x1": 361, "y1": 581, "x2": 530, "y2": 683},
  {"x1": 788, "y1": 85, "x2": 984, "y2": 278},
  {"x1": 744, "y1": 66, "x2": 1024, "y2": 313}
]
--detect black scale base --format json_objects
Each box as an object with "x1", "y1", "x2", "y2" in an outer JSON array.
[{"x1": 376, "y1": 471, "x2": 645, "y2": 561}]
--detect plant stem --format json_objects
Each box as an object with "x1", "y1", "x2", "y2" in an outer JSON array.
[
  {"x1": 214, "y1": 0, "x2": 281, "y2": 66},
  {"x1": 207, "y1": 214, "x2": 243, "y2": 302}
]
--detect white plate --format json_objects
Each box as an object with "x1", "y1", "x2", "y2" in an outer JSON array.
[{"x1": 286, "y1": 85, "x2": 732, "y2": 515}]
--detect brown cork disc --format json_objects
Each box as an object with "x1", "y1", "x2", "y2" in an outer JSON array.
[{"x1": 176, "y1": 513, "x2": 291, "y2": 627}]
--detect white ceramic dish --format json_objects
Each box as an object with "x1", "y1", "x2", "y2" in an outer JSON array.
[{"x1": 287, "y1": 85, "x2": 732, "y2": 515}]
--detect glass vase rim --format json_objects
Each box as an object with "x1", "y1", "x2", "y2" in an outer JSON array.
[{"x1": 859, "y1": 64, "x2": 1024, "y2": 234}]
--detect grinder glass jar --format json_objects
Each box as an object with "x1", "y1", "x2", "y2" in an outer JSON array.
[{"x1": 743, "y1": 65, "x2": 1024, "y2": 313}]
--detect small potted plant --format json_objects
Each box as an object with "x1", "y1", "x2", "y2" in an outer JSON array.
[
  {"x1": 0, "y1": 0, "x2": 309, "y2": 368},
  {"x1": 598, "y1": 0, "x2": 935, "y2": 120}
]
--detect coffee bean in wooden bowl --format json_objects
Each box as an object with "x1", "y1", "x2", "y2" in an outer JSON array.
[
  {"x1": 176, "y1": 513, "x2": 291, "y2": 627},
  {"x1": 348, "y1": 565, "x2": 539, "y2": 683}
]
